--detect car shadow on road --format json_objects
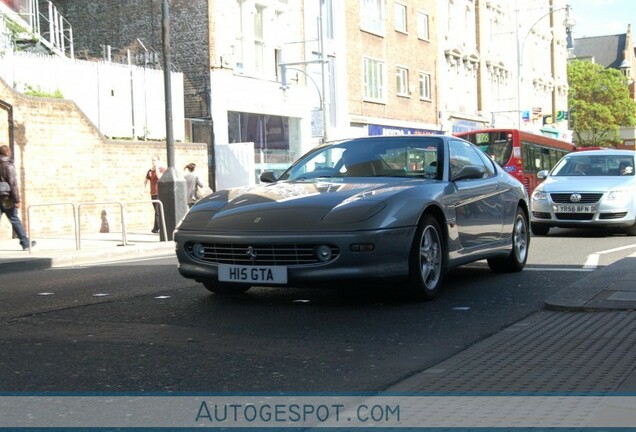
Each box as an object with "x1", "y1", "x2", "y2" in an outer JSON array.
[{"x1": 535, "y1": 227, "x2": 631, "y2": 238}]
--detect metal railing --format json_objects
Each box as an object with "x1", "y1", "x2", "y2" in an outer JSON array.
[
  {"x1": 122, "y1": 200, "x2": 167, "y2": 243},
  {"x1": 77, "y1": 201, "x2": 126, "y2": 250},
  {"x1": 26, "y1": 202, "x2": 77, "y2": 252},
  {"x1": 26, "y1": 199, "x2": 166, "y2": 253}
]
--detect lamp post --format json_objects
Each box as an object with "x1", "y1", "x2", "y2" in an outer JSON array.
[
  {"x1": 516, "y1": 2, "x2": 575, "y2": 129},
  {"x1": 280, "y1": 62, "x2": 326, "y2": 141},
  {"x1": 157, "y1": 0, "x2": 187, "y2": 241},
  {"x1": 279, "y1": 2, "x2": 329, "y2": 143}
]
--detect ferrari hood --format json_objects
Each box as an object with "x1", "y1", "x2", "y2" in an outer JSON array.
[{"x1": 184, "y1": 179, "x2": 418, "y2": 231}]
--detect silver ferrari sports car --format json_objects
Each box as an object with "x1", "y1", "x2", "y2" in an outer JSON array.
[{"x1": 174, "y1": 135, "x2": 530, "y2": 300}]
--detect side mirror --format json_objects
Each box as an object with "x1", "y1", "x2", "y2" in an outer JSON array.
[
  {"x1": 259, "y1": 171, "x2": 278, "y2": 183},
  {"x1": 537, "y1": 170, "x2": 549, "y2": 180},
  {"x1": 452, "y1": 165, "x2": 485, "y2": 181}
]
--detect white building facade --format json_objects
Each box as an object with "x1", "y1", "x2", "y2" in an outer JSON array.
[
  {"x1": 209, "y1": 0, "x2": 313, "y2": 186},
  {"x1": 440, "y1": 0, "x2": 572, "y2": 140}
]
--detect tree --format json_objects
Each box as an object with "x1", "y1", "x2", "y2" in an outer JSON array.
[{"x1": 567, "y1": 59, "x2": 636, "y2": 147}]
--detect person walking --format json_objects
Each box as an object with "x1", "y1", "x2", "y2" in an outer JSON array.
[
  {"x1": 184, "y1": 163, "x2": 204, "y2": 208},
  {"x1": 144, "y1": 154, "x2": 165, "y2": 233},
  {"x1": 0, "y1": 145, "x2": 35, "y2": 250}
]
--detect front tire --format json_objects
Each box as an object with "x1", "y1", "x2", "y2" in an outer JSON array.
[
  {"x1": 202, "y1": 281, "x2": 251, "y2": 295},
  {"x1": 488, "y1": 206, "x2": 529, "y2": 273},
  {"x1": 405, "y1": 214, "x2": 446, "y2": 301}
]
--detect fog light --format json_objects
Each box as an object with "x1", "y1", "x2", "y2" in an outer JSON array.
[
  {"x1": 191, "y1": 243, "x2": 205, "y2": 259},
  {"x1": 350, "y1": 243, "x2": 375, "y2": 252},
  {"x1": 315, "y1": 245, "x2": 333, "y2": 262}
]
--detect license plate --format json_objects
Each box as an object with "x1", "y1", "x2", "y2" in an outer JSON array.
[
  {"x1": 218, "y1": 264, "x2": 287, "y2": 284},
  {"x1": 556, "y1": 204, "x2": 592, "y2": 213}
]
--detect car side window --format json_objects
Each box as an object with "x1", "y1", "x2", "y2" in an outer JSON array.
[
  {"x1": 449, "y1": 140, "x2": 491, "y2": 179},
  {"x1": 474, "y1": 146, "x2": 497, "y2": 177}
]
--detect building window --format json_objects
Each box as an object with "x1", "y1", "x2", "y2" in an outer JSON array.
[
  {"x1": 360, "y1": 0, "x2": 385, "y2": 35},
  {"x1": 235, "y1": 0, "x2": 246, "y2": 72},
  {"x1": 228, "y1": 111, "x2": 299, "y2": 180},
  {"x1": 254, "y1": 5, "x2": 265, "y2": 74},
  {"x1": 419, "y1": 72, "x2": 431, "y2": 100},
  {"x1": 323, "y1": 0, "x2": 334, "y2": 40},
  {"x1": 363, "y1": 57, "x2": 385, "y2": 101},
  {"x1": 394, "y1": 3, "x2": 407, "y2": 33},
  {"x1": 416, "y1": 11, "x2": 429, "y2": 40},
  {"x1": 396, "y1": 67, "x2": 409, "y2": 96},
  {"x1": 328, "y1": 55, "x2": 337, "y2": 127}
]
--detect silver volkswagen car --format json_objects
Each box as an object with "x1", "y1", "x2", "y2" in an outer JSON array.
[{"x1": 530, "y1": 149, "x2": 636, "y2": 236}]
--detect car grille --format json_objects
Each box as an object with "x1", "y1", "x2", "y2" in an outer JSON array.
[
  {"x1": 185, "y1": 243, "x2": 340, "y2": 266},
  {"x1": 550, "y1": 193, "x2": 603, "y2": 204},
  {"x1": 555, "y1": 213, "x2": 594, "y2": 220}
]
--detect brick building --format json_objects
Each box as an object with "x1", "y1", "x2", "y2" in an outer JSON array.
[
  {"x1": 0, "y1": 76, "x2": 207, "y2": 242},
  {"x1": 344, "y1": 0, "x2": 441, "y2": 136},
  {"x1": 442, "y1": 0, "x2": 572, "y2": 139},
  {"x1": 51, "y1": 0, "x2": 211, "y2": 120}
]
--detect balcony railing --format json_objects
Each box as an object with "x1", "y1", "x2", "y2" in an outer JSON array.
[{"x1": 0, "y1": 0, "x2": 73, "y2": 58}]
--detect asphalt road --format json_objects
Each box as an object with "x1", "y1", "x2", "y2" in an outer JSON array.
[{"x1": 1, "y1": 229, "x2": 635, "y2": 393}]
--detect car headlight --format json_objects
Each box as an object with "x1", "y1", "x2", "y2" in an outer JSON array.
[
  {"x1": 606, "y1": 189, "x2": 631, "y2": 202},
  {"x1": 532, "y1": 190, "x2": 547, "y2": 201}
]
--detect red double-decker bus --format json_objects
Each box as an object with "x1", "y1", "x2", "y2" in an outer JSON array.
[{"x1": 455, "y1": 128, "x2": 575, "y2": 195}]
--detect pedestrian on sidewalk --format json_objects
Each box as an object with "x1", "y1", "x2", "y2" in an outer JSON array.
[
  {"x1": 0, "y1": 145, "x2": 35, "y2": 250},
  {"x1": 184, "y1": 163, "x2": 204, "y2": 208},
  {"x1": 144, "y1": 154, "x2": 165, "y2": 234}
]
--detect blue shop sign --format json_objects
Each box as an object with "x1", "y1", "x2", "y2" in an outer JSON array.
[
  {"x1": 368, "y1": 124, "x2": 442, "y2": 136},
  {"x1": 451, "y1": 119, "x2": 486, "y2": 133}
]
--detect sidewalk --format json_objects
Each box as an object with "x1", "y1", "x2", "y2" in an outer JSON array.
[
  {"x1": 544, "y1": 251, "x2": 636, "y2": 311},
  {"x1": 0, "y1": 231, "x2": 174, "y2": 273}
]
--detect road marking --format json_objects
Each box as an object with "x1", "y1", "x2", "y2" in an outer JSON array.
[
  {"x1": 582, "y1": 244, "x2": 636, "y2": 270},
  {"x1": 583, "y1": 254, "x2": 599, "y2": 269},
  {"x1": 596, "y1": 244, "x2": 636, "y2": 254},
  {"x1": 465, "y1": 263, "x2": 595, "y2": 272},
  {"x1": 468, "y1": 245, "x2": 636, "y2": 272},
  {"x1": 524, "y1": 267, "x2": 595, "y2": 272}
]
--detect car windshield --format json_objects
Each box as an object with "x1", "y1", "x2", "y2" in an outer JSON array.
[
  {"x1": 280, "y1": 136, "x2": 443, "y2": 181},
  {"x1": 551, "y1": 155, "x2": 635, "y2": 177}
]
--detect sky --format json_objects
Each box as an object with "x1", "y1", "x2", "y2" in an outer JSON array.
[{"x1": 569, "y1": 0, "x2": 635, "y2": 38}]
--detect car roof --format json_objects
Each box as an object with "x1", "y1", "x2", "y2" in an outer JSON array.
[
  {"x1": 322, "y1": 134, "x2": 450, "y2": 148},
  {"x1": 570, "y1": 149, "x2": 636, "y2": 157}
]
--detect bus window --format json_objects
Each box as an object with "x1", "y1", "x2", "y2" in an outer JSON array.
[{"x1": 454, "y1": 128, "x2": 575, "y2": 195}]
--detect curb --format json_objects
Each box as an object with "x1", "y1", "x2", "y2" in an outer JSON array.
[
  {"x1": 544, "y1": 254, "x2": 636, "y2": 311},
  {"x1": 0, "y1": 243, "x2": 175, "y2": 274},
  {"x1": 48, "y1": 243, "x2": 176, "y2": 267},
  {"x1": 0, "y1": 257, "x2": 54, "y2": 274}
]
